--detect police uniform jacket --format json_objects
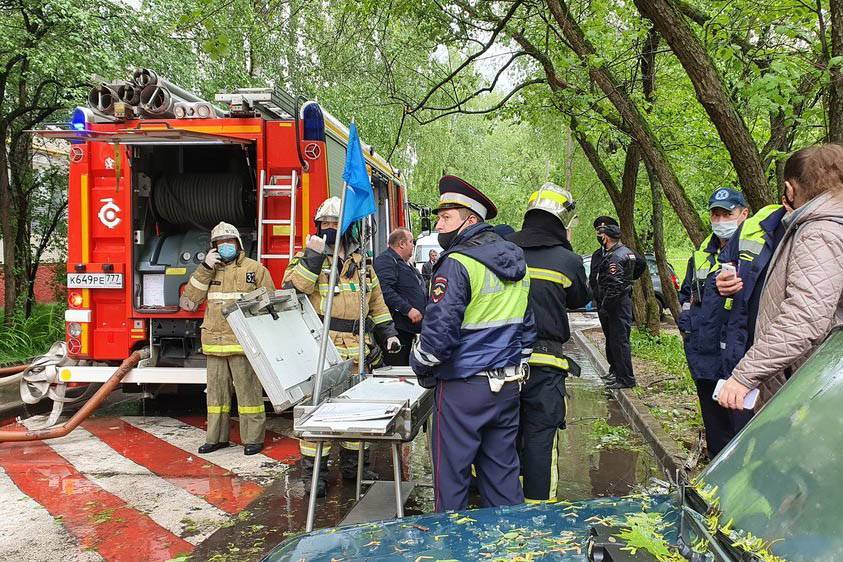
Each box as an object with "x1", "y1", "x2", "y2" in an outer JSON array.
[
  {"x1": 595, "y1": 243, "x2": 636, "y2": 310},
  {"x1": 283, "y1": 247, "x2": 397, "y2": 363},
  {"x1": 677, "y1": 234, "x2": 725, "y2": 380},
  {"x1": 705, "y1": 205, "x2": 786, "y2": 379},
  {"x1": 410, "y1": 223, "x2": 537, "y2": 381},
  {"x1": 182, "y1": 252, "x2": 275, "y2": 356}
]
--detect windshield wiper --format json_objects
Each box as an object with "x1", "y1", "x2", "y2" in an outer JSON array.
[{"x1": 679, "y1": 485, "x2": 754, "y2": 562}]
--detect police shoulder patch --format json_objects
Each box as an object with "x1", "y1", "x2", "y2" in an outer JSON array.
[
  {"x1": 246, "y1": 271, "x2": 256, "y2": 284},
  {"x1": 608, "y1": 262, "x2": 620, "y2": 275},
  {"x1": 431, "y1": 275, "x2": 448, "y2": 303}
]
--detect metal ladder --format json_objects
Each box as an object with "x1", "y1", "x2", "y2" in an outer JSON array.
[{"x1": 257, "y1": 169, "x2": 299, "y2": 263}]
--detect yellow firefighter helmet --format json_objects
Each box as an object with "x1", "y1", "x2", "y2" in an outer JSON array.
[
  {"x1": 210, "y1": 221, "x2": 243, "y2": 247},
  {"x1": 315, "y1": 196, "x2": 341, "y2": 224},
  {"x1": 526, "y1": 183, "x2": 578, "y2": 229}
]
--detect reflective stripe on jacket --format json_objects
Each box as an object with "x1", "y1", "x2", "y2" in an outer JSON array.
[
  {"x1": 283, "y1": 248, "x2": 396, "y2": 364},
  {"x1": 182, "y1": 252, "x2": 275, "y2": 356},
  {"x1": 410, "y1": 223, "x2": 537, "y2": 381}
]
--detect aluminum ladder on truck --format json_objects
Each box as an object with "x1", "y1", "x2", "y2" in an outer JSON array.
[{"x1": 257, "y1": 170, "x2": 298, "y2": 264}]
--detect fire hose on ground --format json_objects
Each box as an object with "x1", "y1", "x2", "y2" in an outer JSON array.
[{"x1": 0, "y1": 347, "x2": 149, "y2": 443}]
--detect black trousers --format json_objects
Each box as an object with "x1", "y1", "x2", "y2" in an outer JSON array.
[
  {"x1": 517, "y1": 366, "x2": 567, "y2": 501},
  {"x1": 597, "y1": 309, "x2": 615, "y2": 375},
  {"x1": 384, "y1": 329, "x2": 415, "y2": 367},
  {"x1": 603, "y1": 296, "x2": 635, "y2": 386},
  {"x1": 695, "y1": 379, "x2": 754, "y2": 458}
]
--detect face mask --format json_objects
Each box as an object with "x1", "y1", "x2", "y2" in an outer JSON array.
[
  {"x1": 320, "y1": 227, "x2": 337, "y2": 246},
  {"x1": 218, "y1": 243, "x2": 237, "y2": 262},
  {"x1": 596, "y1": 235, "x2": 604, "y2": 247},
  {"x1": 711, "y1": 220, "x2": 739, "y2": 241},
  {"x1": 438, "y1": 217, "x2": 470, "y2": 250}
]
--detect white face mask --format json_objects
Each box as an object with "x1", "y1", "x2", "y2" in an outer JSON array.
[{"x1": 711, "y1": 220, "x2": 739, "y2": 240}]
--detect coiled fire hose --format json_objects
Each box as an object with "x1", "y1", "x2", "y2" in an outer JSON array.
[{"x1": 0, "y1": 347, "x2": 149, "y2": 442}]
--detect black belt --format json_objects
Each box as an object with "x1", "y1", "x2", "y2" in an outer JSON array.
[{"x1": 318, "y1": 315, "x2": 374, "y2": 334}]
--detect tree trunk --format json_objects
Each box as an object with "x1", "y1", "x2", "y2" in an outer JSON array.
[
  {"x1": 564, "y1": 126, "x2": 575, "y2": 192},
  {"x1": 648, "y1": 163, "x2": 682, "y2": 326},
  {"x1": 619, "y1": 144, "x2": 660, "y2": 334},
  {"x1": 546, "y1": 0, "x2": 707, "y2": 247},
  {"x1": 829, "y1": 0, "x2": 843, "y2": 141},
  {"x1": 633, "y1": 0, "x2": 773, "y2": 210},
  {"x1": 0, "y1": 124, "x2": 16, "y2": 326}
]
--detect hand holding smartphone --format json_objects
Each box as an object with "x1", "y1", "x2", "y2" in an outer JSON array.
[{"x1": 713, "y1": 378, "x2": 759, "y2": 410}]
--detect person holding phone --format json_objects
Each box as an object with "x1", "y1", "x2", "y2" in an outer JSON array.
[
  {"x1": 677, "y1": 188, "x2": 749, "y2": 458},
  {"x1": 717, "y1": 145, "x2": 843, "y2": 412}
]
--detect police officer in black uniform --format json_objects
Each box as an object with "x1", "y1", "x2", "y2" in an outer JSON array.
[
  {"x1": 595, "y1": 223, "x2": 637, "y2": 389},
  {"x1": 589, "y1": 216, "x2": 619, "y2": 381},
  {"x1": 508, "y1": 183, "x2": 589, "y2": 502}
]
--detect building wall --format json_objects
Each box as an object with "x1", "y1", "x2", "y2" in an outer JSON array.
[{"x1": 0, "y1": 263, "x2": 64, "y2": 304}]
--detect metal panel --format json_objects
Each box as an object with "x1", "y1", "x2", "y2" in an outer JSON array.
[
  {"x1": 325, "y1": 134, "x2": 346, "y2": 197},
  {"x1": 57, "y1": 366, "x2": 206, "y2": 384},
  {"x1": 223, "y1": 289, "x2": 351, "y2": 412}
]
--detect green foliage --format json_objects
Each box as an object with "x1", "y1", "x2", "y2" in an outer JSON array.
[
  {"x1": 0, "y1": 304, "x2": 65, "y2": 365},
  {"x1": 615, "y1": 512, "x2": 684, "y2": 562},
  {"x1": 631, "y1": 330, "x2": 694, "y2": 394},
  {"x1": 589, "y1": 418, "x2": 642, "y2": 451}
]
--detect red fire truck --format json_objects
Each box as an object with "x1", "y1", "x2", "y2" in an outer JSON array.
[{"x1": 36, "y1": 78, "x2": 409, "y2": 393}]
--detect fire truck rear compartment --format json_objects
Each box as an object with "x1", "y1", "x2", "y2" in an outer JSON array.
[{"x1": 132, "y1": 143, "x2": 258, "y2": 367}]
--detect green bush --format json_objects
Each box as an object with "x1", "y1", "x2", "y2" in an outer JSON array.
[{"x1": 0, "y1": 304, "x2": 66, "y2": 365}]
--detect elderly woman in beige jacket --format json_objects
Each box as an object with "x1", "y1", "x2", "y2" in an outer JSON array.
[{"x1": 718, "y1": 144, "x2": 843, "y2": 410}]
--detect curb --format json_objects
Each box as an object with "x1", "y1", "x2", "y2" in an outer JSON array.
[{"x1": 572, "y1": 329, "x2": 688, "y2": 484}]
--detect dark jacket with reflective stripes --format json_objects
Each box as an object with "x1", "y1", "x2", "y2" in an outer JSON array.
[
  {"x1": 515, "y1": 244, "x2": 589, "y2": 370},
  {"x1": 678, "y1": 233, "x2": 725, "y2": 381}
]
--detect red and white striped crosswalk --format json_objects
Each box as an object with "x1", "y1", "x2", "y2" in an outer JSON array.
[{"x1": 0, "y1": 416, "x2": 301, "y2": 562}]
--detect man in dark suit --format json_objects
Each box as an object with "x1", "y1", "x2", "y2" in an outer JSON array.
[
  {"x1": 374, "y1": 228, "x2": 427, "y2": 365},
  {"x1": 421, "y1": 249, "x2": 438, "y2": 288}
]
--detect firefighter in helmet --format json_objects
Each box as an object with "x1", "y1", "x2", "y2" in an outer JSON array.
[
  {"x1": 508, "y1": 183, "x2": 590, "y2": 502},
  {"x1": 283, "y1": 196, "x2": 401, "y2": 497},
  {"x1": 180, "y1": 222, "x2": 275, "y2": 456}
]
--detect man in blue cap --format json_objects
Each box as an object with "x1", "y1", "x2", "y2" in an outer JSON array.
[
  {"x1": 678, "y1": 187, "x2": 751, "y2": 458},
  {"x1": 410, "y1": 175, "x2": 536, "y2": 512}
]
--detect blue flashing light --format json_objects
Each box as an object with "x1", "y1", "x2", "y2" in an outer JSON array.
[{"x1": 70, "y1": 107, "x2": 87, "y2": 131}]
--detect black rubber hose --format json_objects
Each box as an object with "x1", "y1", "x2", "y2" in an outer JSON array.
[{"x1": 152, "y1": 173, "x2": 252, "y2": 228}]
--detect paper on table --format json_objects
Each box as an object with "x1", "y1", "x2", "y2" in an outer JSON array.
[
  {"x1": 309, "y1": 402, "x2": 400, "y2": 423},
  {"x1": 142, "y1": 274, "x2": 166, "y2": 307}
]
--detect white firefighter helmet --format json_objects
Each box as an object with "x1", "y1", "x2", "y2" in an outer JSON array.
[
  {"x1": 315, "y1": 196, "x2": 341, "y2": 224},
  {"x1": 526, "y1": 183, "x2": 579, "y2": 229},
  {"x1": 210, "y1": 221, "x2": 243, "y2": 247}
]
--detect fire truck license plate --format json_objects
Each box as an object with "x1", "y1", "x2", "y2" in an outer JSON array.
[{"x1": 66, "y1": 273, "x2": 123, "y2": 289}]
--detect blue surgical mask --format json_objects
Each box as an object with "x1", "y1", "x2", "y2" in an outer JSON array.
[
  {"x1": 711, "y1": 220, "x2": 739, "y2": 241},
  {"x1": 218, "y1": 243, "x2": 237, "y2": 262}
]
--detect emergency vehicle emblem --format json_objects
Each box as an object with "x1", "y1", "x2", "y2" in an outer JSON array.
[
  {"x1": 431, "y1": 276, "x2": 448, "y2": 303},
  {"x1": 104, "y1": 156, "x2": 115, "y2": 170},
  {"x1": 69, "y1": 146, "x2": 84, "y2": 163},
  {"x1": 98, "y1": 198, "x2": 121, "y2": 229},
  {"x1": 246, "y1": 272, "x2": 256, "y2": 284},
  {"x1": 304, "y1": 143, "x2": 321, "y2": 160}
]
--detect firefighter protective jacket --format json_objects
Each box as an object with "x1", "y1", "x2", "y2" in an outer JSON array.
[
  {"x1": 515, "y1": 244, "x2": 589, "y2": 372},
  {"x1": 283, "y1": 247, "x2": 397, "y2": 362},
  {"x1": 410, "y1": 223, "x2": 537, "y2": 382},
  {"x1": 182, "y1": 251, "x2": 275, "y2": 356}
]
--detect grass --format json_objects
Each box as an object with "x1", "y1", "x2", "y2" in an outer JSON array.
[
  {"x1": 589, "y1": 418, "x2": 643, "y2": 452},
  {"x1": 0, "y1": 303, "x2": 65, "y2": 366},
  {"x1": 630, "y1": 329, "x2": 695, "y2": 395}
]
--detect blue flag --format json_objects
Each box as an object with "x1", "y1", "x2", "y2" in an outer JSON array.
[{"x1": 340, "y1": 122, "x2": 377, "y2": 234}]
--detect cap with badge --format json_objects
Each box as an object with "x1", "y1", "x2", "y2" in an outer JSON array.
[
  {"x1": 434, "y1": 175, "x2": 498, "y2": 220},
  {"x1": 598, "y1": 224, "x2": 622, "y2": 239},
  {"x1": 708, "y1": 188, "x2": 747, "y2": 211}
]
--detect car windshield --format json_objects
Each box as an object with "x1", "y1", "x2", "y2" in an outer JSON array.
[{"x1": 698, "y1": 328, "x2": 843, "y2": 561}]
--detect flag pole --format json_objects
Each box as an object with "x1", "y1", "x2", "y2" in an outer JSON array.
[
  {"x1": 358, "y1": 218, "x2": 368, "y2": 377},
  {"x1": 311, "y1": 182, "x2": 349, "y2": 407}
]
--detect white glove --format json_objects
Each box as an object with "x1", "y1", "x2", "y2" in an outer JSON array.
[
  {"x1": 204, "y1": 249, "x2": 221, "y2": 268},
  {"x1": 386, "y1": 336, "x2": 402, "y2": 353},
  {"x1": 306, "y1": 234, "x2": 327, "y2": 254}
]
